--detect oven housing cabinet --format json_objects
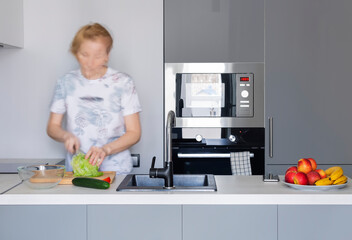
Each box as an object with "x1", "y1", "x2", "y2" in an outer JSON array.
[{"x1": 164, "y1": 63, "x2": 265, "y2": 175}]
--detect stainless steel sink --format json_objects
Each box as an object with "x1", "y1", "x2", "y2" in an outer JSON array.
[{"x1": 116, "y1": 174, "x2": 217, "y2": 192}]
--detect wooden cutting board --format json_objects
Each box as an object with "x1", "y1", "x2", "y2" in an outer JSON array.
[
  {"x1": 28, "y1": 171, "x2": 116, "y2": 184},
  {"x1": 59, "y1": 171, "x2": 116, "y2": 184}
]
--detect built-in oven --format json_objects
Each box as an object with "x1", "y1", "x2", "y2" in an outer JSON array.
[
  {"x1": 172, "y1": 127, "x2": 264, "y2": 175},
  {"x1": 165, "y1": 63, "x2": 264, "y2": 175}
]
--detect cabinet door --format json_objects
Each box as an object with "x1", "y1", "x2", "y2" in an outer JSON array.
[
  {"x1": 0, "y1": 0, "x2": 23, "y2": 47},
  {"x1": 278, "y1": 205, "x2": 352, "y2": 240},
  {"x1": 265, "y1": 0, "x2": 352, "y2": 174},
  {"x1": 0, "y1": 205, "x2": 86, "y2": 240},
  {"x1": 88, "y1": 205, "x2": 182, "y2": 240},
  {"x1": 183, "y1": 205, "x2": 277, "y2": 240},
  {"x1": 165, "y1": 0, "x2": 264, "y2": 63}
]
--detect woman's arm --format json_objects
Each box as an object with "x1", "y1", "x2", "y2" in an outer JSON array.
[
  {"x1": 47, "y1": 112, "x2": 80, "y2": 154},
  {"x1": 87, "y1": 112, "x2": 141, "y2": 166}
]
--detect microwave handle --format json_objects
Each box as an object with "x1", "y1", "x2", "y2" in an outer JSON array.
[
  {"x1": 179, "y1": 99, "x2": 184, "y2": 108},
  {"x1": 177, "y1": 153, "x2": 254, "y2": 158},
  {"x1": 176, "y1": 98, "x2": 184, "y2": 116}
]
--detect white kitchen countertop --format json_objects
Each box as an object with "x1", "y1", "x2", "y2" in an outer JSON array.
[{"x1": 1, "y1": 174, "x2": 352, "y2": 205}]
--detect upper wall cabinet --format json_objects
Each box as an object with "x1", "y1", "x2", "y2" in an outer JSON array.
[
  {"x1": 265, "y1": 0, "x2": 352, "y2": 171},
  {"x1": 164, "y1": 0, "x2": 264, "y2": 63},
  {"x1": 0, "y1": 0, "x2": 24, "y2": 48}
]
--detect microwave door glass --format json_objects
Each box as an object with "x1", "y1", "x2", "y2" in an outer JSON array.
[{"x1": 179, "y1": 74, "x2": 225, "y2": 117}]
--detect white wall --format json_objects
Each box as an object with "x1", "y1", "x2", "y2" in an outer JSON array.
[{"x1": 0, "y1": 0, "x2": 163, "y2": 173}]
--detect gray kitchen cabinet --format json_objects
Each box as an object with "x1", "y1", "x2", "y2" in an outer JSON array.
[
  {"x1": 164, "y1": 0, "x2": 264, "y2": 63},
  {"x1": 0, "y1": 0, "x2": 24, "y2": 48},
  {"x1": 183, "y1": 205, "x2": 277, "y2": 240},
  {"x1": 265, "y1": 0, "x2": 352, "y2": 175},
  {"x1": 278, "y1": 205, "x2": 352, "y2": 239},
  {"x1": 0, "y1": 205, "x2": 86, "y2": 240},
  {"x1": 87, "y1": 205, "x2": 182, "y2": 240}
]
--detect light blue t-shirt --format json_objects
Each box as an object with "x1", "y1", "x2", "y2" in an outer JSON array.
[{"x1": 50, "y1": 67, "x2": 141, "y2": 174}]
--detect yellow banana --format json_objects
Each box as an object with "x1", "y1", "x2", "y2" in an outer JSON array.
[
  {"x1": 334, "y1": 179, "x2": 347, "y2": 185},
  {"x1": 325, "y1": 166, "x2": 340, "y2": 176},
  {"x1": 315, "y1": 178, "x2": 333, "y2": 186},
  {"x1": 330, "y1": 167, "x2": 343, "y2": 181},
  {"x1": 333, "y1": 175, "x2": 348, "y2": 185}
]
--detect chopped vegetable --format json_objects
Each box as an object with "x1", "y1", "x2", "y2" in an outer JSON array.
[
  {"x1": 72, "y1": 153, "x2": 103, "y2": 177},
  {"x1": 102, "y1": 177, "x2": 111, "y2": 183}
]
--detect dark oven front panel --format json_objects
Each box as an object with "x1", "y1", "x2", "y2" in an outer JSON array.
[
  {"x1": 173, "y1": 147, "x2": 264, "y2": 175},
  {"x1": 172, "y1": 128, "x2": 264, "y2": 175}
]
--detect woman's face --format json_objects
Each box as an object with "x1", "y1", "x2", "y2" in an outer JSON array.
[{"x1": 76, "y1": 38, "x2": 109, "y2": 75}]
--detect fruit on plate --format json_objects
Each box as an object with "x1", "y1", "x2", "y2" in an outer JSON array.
[
  {"x1": 325, "y1": 166, "x2": 340, "y2": 176},
  {"x1": 293, "y1": 172, "x2": 308, "y2": 185},
  {"x1": 315, "y1": 169, "x2": 327, "y2": 179},
  {"x1": 285, "y1": 166, "x2": 298, "y2": 175},
  {"x1": 284, "y1": 160, "x2": 348, "y2": 187},
  {"x1": 285, "y1": 171, "x2": 297, "y2": 184},
  {"x1": 297, "y1": 158, "x2": 313, "y2": 174},
  {"x1": 306, "y1": 171, "x2": 321, "y2": 185},
  {"x1": 325, "y1": 166, "x2": 344, "y2": 181},
  {"x1": 324, "y1": 166, "x2": 347, "y2": 185},
  {"x1": 333, "y1": 175, "x2": 348, "y2": 185},
  {"x1": 306, "y1": 158, "x2": 317, "y2": 170},
  {"x1": 284, "y1": 166, "x2": 298, "y2": 184},
  {"x1": 315, "y1": 177, "x2": 333, "y2": 186}
]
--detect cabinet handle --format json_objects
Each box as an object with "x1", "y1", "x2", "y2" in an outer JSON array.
[{"x1": 269, "y1": 117, "x2": 273, "y2": 158}]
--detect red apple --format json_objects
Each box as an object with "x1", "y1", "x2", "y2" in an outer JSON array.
[
  {"x1": 307, "y1": 158, "x2": 317, "y2": 171},
  {"x1": 297, "y1": 158, "x2": 313, "y2": 174},
  {"x1": 284, "y1": 166, "x2": 298, "y2": 183},
  {"x1": 306, "y1": 171, "x2": 321, "y2": 185},
  {"x1": 285, "y1": 166, "x2": 298, "y2": 175},
  {"x1": 285, "y1": 171, "x2": 297, "y2": 184},
  {"x1": 316, "y1": 169, "x2": 327, "y2": 179},
  {"x1": 293, "y1": 172, "x2": 309, "y2": 185}
]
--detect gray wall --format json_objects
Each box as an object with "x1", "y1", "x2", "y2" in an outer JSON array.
[{"x1": 0, "y1": 0, "x2": 163, "y2": 173}]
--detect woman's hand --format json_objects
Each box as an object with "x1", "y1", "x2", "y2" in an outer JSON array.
[
  {"x1": 85, "y1": 146, "x2": 108, "y2": 166},
  {"x1": 63, "y1": 132, "x2": 80, "y2": 154},
  {"x1": 47, "y1": 112, "x2": 80, "y2": 154}
]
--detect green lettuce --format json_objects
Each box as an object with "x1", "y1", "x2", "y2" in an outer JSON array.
[{"x1": 72, "y1": 153, "x2": 103, "y2": 177}]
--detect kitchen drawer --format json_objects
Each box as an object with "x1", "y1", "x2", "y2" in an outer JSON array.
[
  {"x1": 183, "y1": 205, "x2": 277, "y2": 240},
  {"x1": 88, "y1": 205, "x2": 182, "y2": 240}
]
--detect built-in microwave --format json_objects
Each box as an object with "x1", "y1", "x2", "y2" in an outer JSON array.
[
  {"x1": 176, "y1": 73, "x2": 254, "y2": 118},
  {"x1": 165, "y1": 63, "x2": 264, "y2": 128}
]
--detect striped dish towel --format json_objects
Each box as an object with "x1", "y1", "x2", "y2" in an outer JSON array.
[{"x1": 230, "y1": 151, "x2": 252, "y2": 175}]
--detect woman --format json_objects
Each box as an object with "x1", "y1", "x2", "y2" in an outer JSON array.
[{"x1": 47, "y1": 23, "x2": 141, "y2": 174}]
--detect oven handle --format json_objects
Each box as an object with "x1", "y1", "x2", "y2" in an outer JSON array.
[{"x1": 177, "y1": 153, "x2": 254, "y2": 158}]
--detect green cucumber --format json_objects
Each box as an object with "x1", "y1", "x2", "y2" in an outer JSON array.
[{"x1": 72, "y1": 177, "x2": 110, "y2": 189}]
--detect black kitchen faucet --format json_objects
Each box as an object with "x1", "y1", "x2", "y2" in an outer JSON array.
[{"x1": 149, "y1": 110, "x2": 175, "y2": 189}]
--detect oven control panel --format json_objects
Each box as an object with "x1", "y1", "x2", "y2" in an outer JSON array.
[{"x1": 236, "y1": 73, "x2": 254, "y2": 117}]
